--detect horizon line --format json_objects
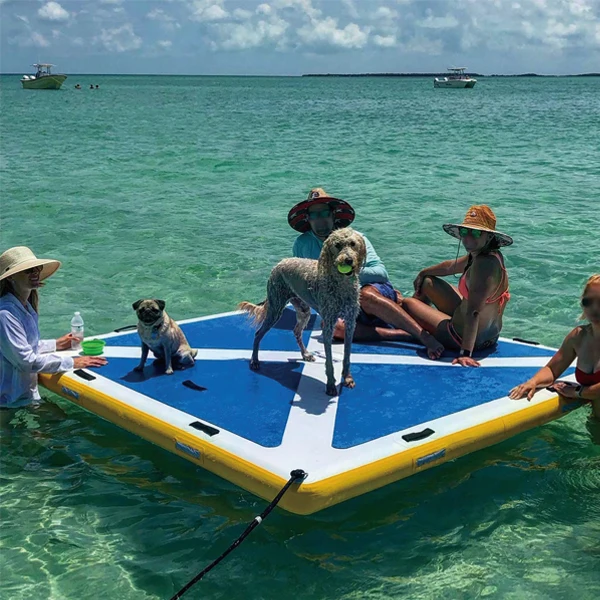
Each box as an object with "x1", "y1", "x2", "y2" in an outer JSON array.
[{"x1": 1, "y1": 72, "x2": 599, "y2": 77}]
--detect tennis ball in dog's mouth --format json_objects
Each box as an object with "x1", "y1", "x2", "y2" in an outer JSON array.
[{"x1": 337, "y1": 264, "x2": 353, "y2": 274}]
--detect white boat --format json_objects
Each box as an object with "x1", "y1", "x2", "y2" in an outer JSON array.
[
  {"x1": 434, "y1": 67, "x2": 476, "y2": 89},
  {"x1": 21, "y1": 64, "x2": 67, "y2": 90}
]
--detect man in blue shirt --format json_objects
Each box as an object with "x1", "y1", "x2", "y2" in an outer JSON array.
[{"x1": 288, "y1": 188, "x2": 444, "y2": 358}]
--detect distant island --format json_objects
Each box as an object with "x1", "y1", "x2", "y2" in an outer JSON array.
[{"x1": 302, "y1": 72, "x2": 599, "y2": 78}]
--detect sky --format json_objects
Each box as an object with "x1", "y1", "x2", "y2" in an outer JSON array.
[{"x1": 1, "y1": 0, "x2": 599, "y2": 75}]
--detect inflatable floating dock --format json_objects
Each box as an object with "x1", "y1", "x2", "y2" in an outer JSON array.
[{"x1": 40, "y1": 308, "x2": 583, "y2": 515}]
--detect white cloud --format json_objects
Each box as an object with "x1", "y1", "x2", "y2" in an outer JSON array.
[
  {"x1": 373, "y1": 33, "x2": 397, "y2": 47},
  {"x1": 341, "y1": 0, "x2": 360, "y2": 20},
  {"x1": 204, "y1": 4, "x2": 228, "y2": 20},
  {"x1": 257, "y1": 3, "x2": 272, "y2": 16},
  {"x1": 147, "y1": 8, "x2": 174, "y2": 22},
  {"x1": 147, "y1": 7, "x2": 181, "y2": 31},
  {"x1": 158, "y1": 40, "x2": 173, "y2": 49},
  {"x1": 16, "y1": 15, "x2": 30, "y2": 25},
  {"x1": 189, "y1": 0, "x2": 228, "y2": 22},
  {"x1": 72, "y1": 37, "x2": 84, "y2": 46},
  {"x1": 212, "y1": 14, "x2": 289, "y2": 50},
  {"x1": 10, "y1": 30, "x2": 50, "y2": 48},
  {"x1": 274, "y1": 0, "x2": 321, "y2": 20},
  {"x1": 31, "y1": 31, "x2": 50, "y2": 47},
  {"x1": 37, "y1": 2, "x2": 70, "y2": 22},
  {"x1": 95, "y1": 23, "x2": 142, "y2": 52},
  {"x1": 546, "y1": 19, "x2": 578, "y2": 37},
  {"x1": 451, "y1": 0, "x2": 600, "y2": 54},
  {"x1": 233, "y1": 8, "x2": 253, "y2": 20},
  {"x1": 372, "y1": 6, "x2": 398, "y2": 20},
  {"x1": 298, "y1": 17, "x2": 369, "y2": 49},
  {"x1": 418, "y1": 14, "x2": 459, "y2": 29},
  {"x1": 568, "y1": 0, "x2": 593, "y2": 18}
]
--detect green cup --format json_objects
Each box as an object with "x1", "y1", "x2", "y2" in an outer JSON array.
[{"x1": 81, "y1": 339, "x2": 106, "y2": 356}]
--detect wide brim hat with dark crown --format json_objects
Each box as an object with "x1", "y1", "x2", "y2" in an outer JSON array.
[{"x1": 287, "y1": 188, "x2": 355, "y2": 233}]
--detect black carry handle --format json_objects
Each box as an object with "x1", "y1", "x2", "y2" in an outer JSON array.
[
  {"x1": 113, "y1": 324, "x2": 138, "y2": 332},
  {"x1": 402, "y1": 428, "x2": 435, "y2": 442},
  {"x1": 513, "y1": 337, "x2": 540, "y2": 346},
  {"x1": 182, "y1": 380, "x2": 207, "y2": 392},
  {"x1": 189, "y1": 421, "x2": 219, "y2": 436},
  {"x1": 74, "y1": 369, "x2": 97, "y2": 381}
]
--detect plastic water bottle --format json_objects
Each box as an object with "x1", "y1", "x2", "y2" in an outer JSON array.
[{"x1": 71, "y1": 312, "x2": 84, "y2": 350}]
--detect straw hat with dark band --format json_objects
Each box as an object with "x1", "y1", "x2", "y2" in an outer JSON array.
[
  {"x1": 443, "y1": 205, "x2": 513, "y2": 247},
  {"x1": 0, "y1": 246, "x2": 61, "y2": 282},
  {"x1": 288, "y1": 188, "x2": 355, "y2": 233}
]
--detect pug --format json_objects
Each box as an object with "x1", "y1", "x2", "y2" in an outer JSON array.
[{"x1": 132, "y1": 299, "x2": 197, "y2": 375}]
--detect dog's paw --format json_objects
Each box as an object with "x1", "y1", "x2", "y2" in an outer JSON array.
[
  {"x1": 133, "y1": 365, "x2": 144, "y2": 372},
  {"x1": 343, "y1": 375, "x2": 356, "y2": 389},
  {"x1": 302, "y1": 352, "x2": 315, "y2": 362},
  {"x1": 326, "y1": 383, "x2": 338, "y2": 397},
  {"x1": 165, "y1": 367, "x2": 174, "y2": 375},
  {"x1": 250, "y1": 359, "x2": 260, "y2": 371}
]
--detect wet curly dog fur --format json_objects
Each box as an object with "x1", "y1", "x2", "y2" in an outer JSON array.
[{"x1": 239, "y1": 228, "x2": 367, "y2": 396}]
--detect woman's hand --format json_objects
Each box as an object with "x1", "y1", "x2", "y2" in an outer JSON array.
[
  {"x1": 73, "y1": 356, "x2": 107, "y2": 369},
  {"x1": 452, "y1": 356, "x2": 481, "y2": 368},
  {"x1": 56, "y1": 333, "x2": 79, "y2": 351},
  {"x1": 552, "y1": 381, "x2": 579, "y2": 399},
  {"x1": 413, "y1": 271, "x2": 426, "y2": 295},
  {"x1": 509, "y1": 379, "x2": 538, "y2": 400}
]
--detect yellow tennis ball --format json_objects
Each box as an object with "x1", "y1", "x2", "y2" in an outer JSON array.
[{"x1": 337, "y1": 264, "x2": 352, "y2": 274}]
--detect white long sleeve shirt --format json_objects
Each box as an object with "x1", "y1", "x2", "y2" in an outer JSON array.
[{"x1": 0, "y1": 293, "x2": 73, "y2": 408}]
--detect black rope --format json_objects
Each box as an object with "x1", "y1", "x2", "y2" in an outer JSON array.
[{"x1": 169, "y1": 469, "x2": 307, "y2": 600}]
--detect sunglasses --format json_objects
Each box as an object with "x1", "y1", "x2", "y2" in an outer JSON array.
[
  {"x1": 459, "y1": 227, "x2": 483, "y2": 239},
  {"x1": 582, "y1": 296, "x2": 600, "y2": 308},
  {"x1": 308, "y1": 209, "x2": 332, "y2": 220}
]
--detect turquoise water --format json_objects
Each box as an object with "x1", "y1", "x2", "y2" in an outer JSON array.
[{"x1": 1, "y1": 75, "x2": 599, "y2": 599}]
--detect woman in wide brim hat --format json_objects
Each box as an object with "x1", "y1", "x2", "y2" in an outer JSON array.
[
  {"x1": 442, "y1": 205, "x2": 513, "y2": 248},
  {"x1": 0, "y1": 246, "x2": 106, "y2": 408},
  {"x1": 287, "y1": 188, "x2": 356, "y2": 234},
  {"x1": 399, "y1": 205, "x2": 513, "y2": 367}
]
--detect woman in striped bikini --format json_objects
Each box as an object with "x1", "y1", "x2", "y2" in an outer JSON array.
[
  {"x1": 509, "y1": 274, "x2": 600, "y2": 418},
  {"x1": 400, "y1": 205, "x2": 512, "y2": 367}
]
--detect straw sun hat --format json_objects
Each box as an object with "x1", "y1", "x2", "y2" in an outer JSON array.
[
  {"x1": 0, "y1": 246, "x2": 61, "y2": 282},
  {"x1": 443, "y1": 205, "x2": 513, "y2": 247},
  {"x1": 288, "y1": 188, "x2": 356, "y2": 233}
]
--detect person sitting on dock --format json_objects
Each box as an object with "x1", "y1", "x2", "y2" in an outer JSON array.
[
  {"x1": 400, "y1": 205, "x2": 512, "y2": 367},
  {"x1": 288, "y1": 188, "x2": 444, "y2": 358}
]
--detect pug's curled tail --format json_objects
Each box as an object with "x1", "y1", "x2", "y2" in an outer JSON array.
[{"x1": 238, "y1": 300, "x2": 268, "y2": 327}]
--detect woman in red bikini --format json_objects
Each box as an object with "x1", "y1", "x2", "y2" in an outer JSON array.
[
  {"x1": 400, "y1": 205, "x2": 512, "y2": 367},
  {"x1": 509, "y1": 274, "x2": 600, "y2": 418}
]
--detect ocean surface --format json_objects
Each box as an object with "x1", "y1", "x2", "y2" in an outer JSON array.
[{"x1": 1, "y1": 75, "x2": 599, "y2": 599}]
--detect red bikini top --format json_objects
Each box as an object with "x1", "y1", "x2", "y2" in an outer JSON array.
[
  {"x1": 575, "y1": 368, "x2": 600, "y2": 386},
  {"x1": 458, "y1": 252, "x2": 510, "y2": 311}
]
